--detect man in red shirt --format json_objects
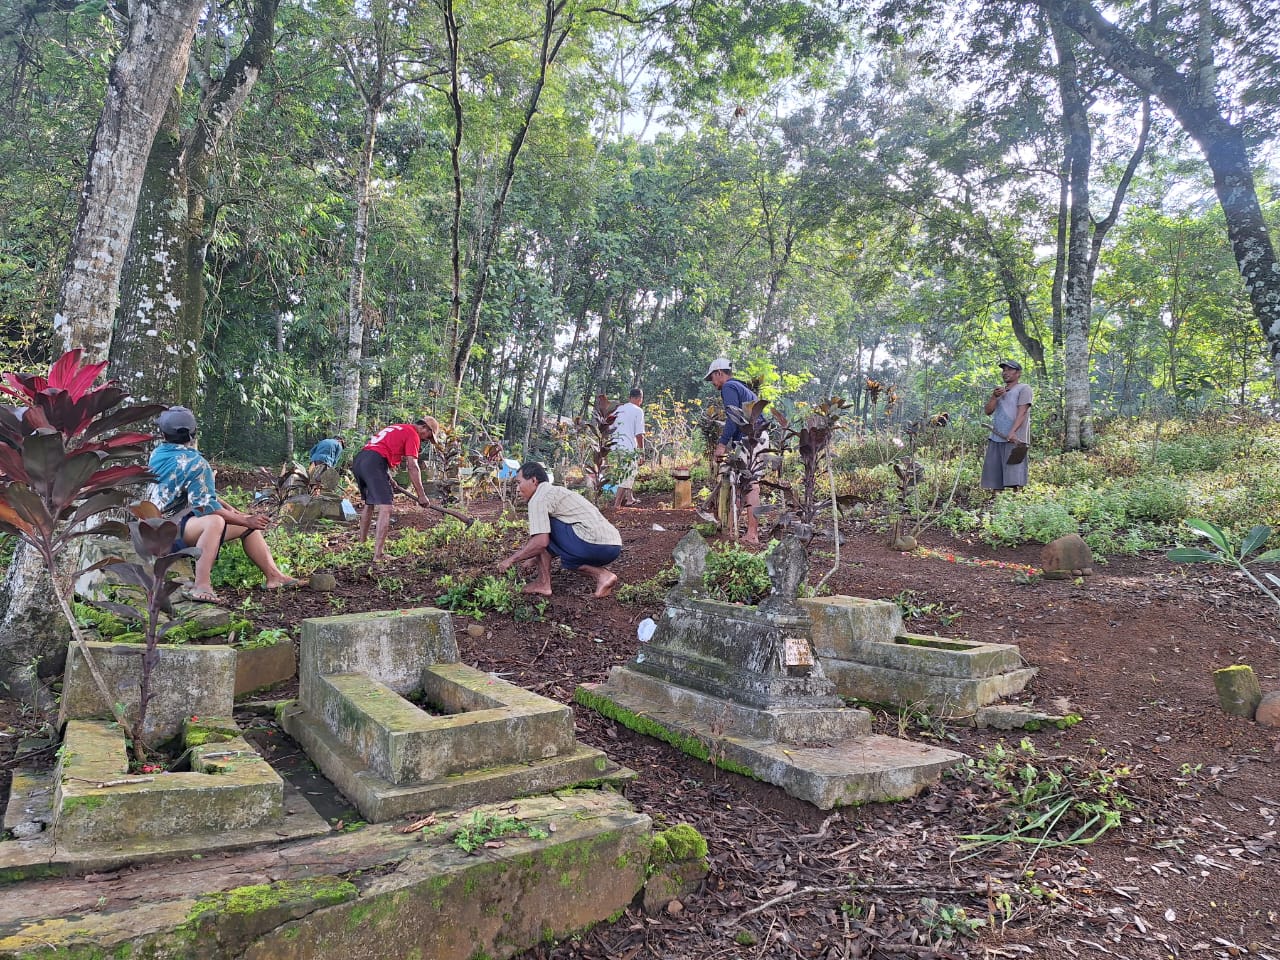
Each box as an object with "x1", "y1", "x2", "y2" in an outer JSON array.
[{"x1": 353, "y1": 417, "x2": 439, "y2": 561}]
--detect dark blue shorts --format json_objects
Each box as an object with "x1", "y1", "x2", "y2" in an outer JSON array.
[
  {"x1": 173, "y1": 512, "x2": 236, "y2": 554},
  {"x1": 546, "y1": 517, "x2": 621, "y2": 570},
  {"x1": 353, "y1": 449, "x2": 394, "y2": 505}
]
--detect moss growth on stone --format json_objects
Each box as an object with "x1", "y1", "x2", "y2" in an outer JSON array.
[
  {"x1": 651, "y1": 823, "x2": 708, "y2": 863},
  {"x1": 575, "y1": 687, "x2": 757, "y2": 779},
  {"x1": 61, "y1": 793, "x2": 108, "y2": 814},
  {"x1": 183, "y1": 718, "x2": 239, "y2": 748},
  {"x1": 180, "y1": 876, "x2": 357, "y2": 941},
  {"x1": 72, "y1": 601, "x2": 133, "y2": 638},
  {"x1": 165, "y1": 617, "x2": 253, "y2": 645}
]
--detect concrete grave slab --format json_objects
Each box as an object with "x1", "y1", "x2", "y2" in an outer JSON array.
[
  {"x1": 284, "y1": 609, "x2": 631, "y2": 822},
  {"x1": 580, "y1": 532, "x2": 963, "y2": 808},
  {"x1": 802, "y1": 598, "x2": 1036, "y2": 717},
  {"x1": 59, "y1": 641, "x2": 237, "y2": 744},
  {"x1": 0, "y1": 792, "x2": 652, "y2": 960}
]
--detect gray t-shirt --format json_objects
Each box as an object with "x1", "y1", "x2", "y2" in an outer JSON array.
[{"x1": 989, "y1": 383, "x2": 1032, "y2": 443}]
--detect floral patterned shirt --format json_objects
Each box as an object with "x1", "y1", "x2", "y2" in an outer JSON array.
[{"x1": 148, "y1": 442, "x2": 222, "y2": 517}]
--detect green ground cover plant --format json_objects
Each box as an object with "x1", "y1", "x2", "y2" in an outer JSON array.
[
  {"x1": 702, "y1": 542, "x2": 774, "y2": 604},
  {"x1": 817, "y1": 416, "x2": 1280, "y2": 557},
  {"x1": 952, "y1": 739, "x2": 1135, "y2": 858},
  {"x1": 434, "y1": 571, "x2": 546, "y2": 621},
  {"x1": 431, "y1": 811, "x2": 549, "y2": 854}
]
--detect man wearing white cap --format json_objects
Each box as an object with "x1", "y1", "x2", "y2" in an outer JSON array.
[
  {"x1": 982, "y1": 359, "x2": 1032, "y2": 492},
  {"x1": 704, "y1": 357, "x2": 765, "y2": 543}
]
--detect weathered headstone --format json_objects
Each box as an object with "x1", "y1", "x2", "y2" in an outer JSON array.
[{"x1": 580, "y1": 532, "x2": 962, "y2": 807}]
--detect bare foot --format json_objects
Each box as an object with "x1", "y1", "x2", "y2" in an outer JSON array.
[
  {"x1": 592, "y1": 572, "x2": 618, "y2": 599},
  {"x1": 522, "y1": 582, "x2": 552, "y2": 596},
  {"x1": 265, "y1": 577, "x2": 305, "y2": 590}
]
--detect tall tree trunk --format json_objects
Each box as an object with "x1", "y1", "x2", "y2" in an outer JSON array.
[
  {"x1": 448, "y1": 0, "x2": 576, "y2": 393},
  {"x1": 54, "y1": 0, "x2": 206, "y2": 358},
  {"x1": 277, "y1": 307, "x2": 294, "y2": 460},
  {"x1": 1054, "y1": 19, "x2": 1094, "y2": 451},
  {"x1": 2, "y1": 0, "x2": 204, "y2": 703},
  {"x1": 1031, "y1": 0, "x2": 1280, "y2": 387},
  {"x1": 341, "y1": 107, "x2": 379, "y2": 430},
  {"x1": 111, "y1": 0, "x2": 279, "y2": 405}
]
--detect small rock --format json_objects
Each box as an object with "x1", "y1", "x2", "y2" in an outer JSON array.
[
  {"x1": 309, "y1": 573, "x2": 337, "y2": 593},
  {"x1": 890, "y1": 535, "x2": 916, "y2": 552},
  {"x1": 11, "y1": 820, "x2": 45, "y2": 840},
  {"x1": 666, "y1": 900, "x2": 684, "y2": 916},
  {"x1": 1041, "y1": 534, "x2": 1093, "y2": 580},
  {"x1": 1256, "y1": 691, "x2": 1280, "y2": 727},
  {"x1": 465, "y1": 623, "x2": 485, "y2": 638}
]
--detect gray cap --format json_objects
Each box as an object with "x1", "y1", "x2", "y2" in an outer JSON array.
[
  {"x1": 704, "y1": 356, "x2": 732, "y2": 381},
  {"x1": 157, "y1": 406, "x2": 198, "y2": 436},
  {"x1": 998, "y1": 359, "x2": 1022, "y2": 371}
]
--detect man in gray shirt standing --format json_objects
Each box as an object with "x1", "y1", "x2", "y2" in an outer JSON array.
[{"x1": 981, "y1": 359, "x2": 1032, "y2": 492}]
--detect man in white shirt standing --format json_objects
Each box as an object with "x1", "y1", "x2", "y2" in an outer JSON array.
[{"x1": 611, "y1": 387, "x2": 645, "y2": 508}]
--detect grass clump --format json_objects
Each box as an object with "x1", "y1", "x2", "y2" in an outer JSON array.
[{"x1": 952, "y1": 739, "x2": 1135, "y2": 858}]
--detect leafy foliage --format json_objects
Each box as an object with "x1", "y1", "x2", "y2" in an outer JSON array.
[
  {"x1": 0, "y1": 350, "x2": 165, "y2": 743},
  {"x1": 701, "y1": 542, "x2": 773, "y2": 604},
  {"x1": 953, "y1": 739, "x2": 1135, "y2": 856},
  {"x1": 1167, "y1": 518, "x2": 1280, "y2": 610},
  {"x1": 84, "y1": 503, "x2": 202, "y2": 746}
]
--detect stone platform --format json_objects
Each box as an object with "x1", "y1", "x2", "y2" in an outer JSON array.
[
  {"x1": 579, "y1": 672, "x2": 960, "y2": 807},
  {"x1": 0, "y1": 792, "x2": 651, "y2": 960},
  {"x1": 802, "y1": 596, "x2": 1036, "y2": 717},
  {"x1": 579, "y1": 533, "x2": 963, "y2": 808},
  {"x1": 281, "y1": 608, "x2": 631, "y2": 822}
]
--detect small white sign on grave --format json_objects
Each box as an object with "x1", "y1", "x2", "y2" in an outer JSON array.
[{"x1": 783, "y1": 637, "x2": 814, "y2": 667}]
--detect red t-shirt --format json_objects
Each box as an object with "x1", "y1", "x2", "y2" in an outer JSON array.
[{"x1": 363, "y1": 424, "x2": 421, "y2": 468}]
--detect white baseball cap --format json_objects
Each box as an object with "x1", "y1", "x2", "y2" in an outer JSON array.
[{"x1": 703, "y1": 356, "x2": 732, "y2": 381}]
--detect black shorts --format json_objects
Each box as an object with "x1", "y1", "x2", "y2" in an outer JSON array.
[{"x1": 352, "y1": 449, "x2": 394, "y2": 505}]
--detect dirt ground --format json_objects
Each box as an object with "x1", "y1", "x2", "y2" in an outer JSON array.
[{"x1": 3, "y1": 483, "x2": 1279, "y2": 960}]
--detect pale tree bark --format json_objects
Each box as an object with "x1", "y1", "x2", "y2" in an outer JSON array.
[
  {"x1": 1027, "y1": 0, "x2": 1280, "y2": 388},
  {"x1": 112, "y1": 0, "x2": 280, "y2": 405},
  {"x1": 1054, "y1": 18, "x2": 1095, "y2": 451},
  {"x1": 2, "y1": 0, "x2": 204, "y2": 703},
  {"x1": 337, "y1": 0, "x2": 394, "y2": 431},
  {"x1": 1051, "y1": 12, "x2": 1149, "y2": 449},
  {"x1": 53, "y1": 0, "x2": 206, "y2": 358},
  {"x1": 340, "y1": 106, "x2": 380, "y2": 430}
]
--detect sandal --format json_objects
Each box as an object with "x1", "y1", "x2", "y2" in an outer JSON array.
[{"x1": 185, "y1": 588, "x2": 223, "y2": 604}]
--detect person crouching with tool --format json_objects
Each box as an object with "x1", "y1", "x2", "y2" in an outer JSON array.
[{"x1": 353, "y1": 416, "x2": 439, "y2": 561}]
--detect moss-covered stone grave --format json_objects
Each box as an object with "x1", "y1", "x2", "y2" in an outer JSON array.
[
  {"x1": 2, "y1": 639, "x2": 328, "y2": 875},
  {"x1": 279, "y1": 607, "x2": 633, "y2": 822},
  {"x1": 578, "y1": 532, "x2": 965, "y2": 808}
]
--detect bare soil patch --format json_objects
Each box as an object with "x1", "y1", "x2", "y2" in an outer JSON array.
[{"x1": 3, "y1": 487, "x2": 1278, "y2": 959}]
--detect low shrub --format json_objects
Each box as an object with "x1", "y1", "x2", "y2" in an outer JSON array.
[
  {"x1": 616, "y1": 565, "x2": 678, "y2": 605},
  {"x1": 982, "y1": 492, "x2": 1078, "y2": 547},
  {"x1": 702, "y1": 542, "x2": 773, "y2": 604}
]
